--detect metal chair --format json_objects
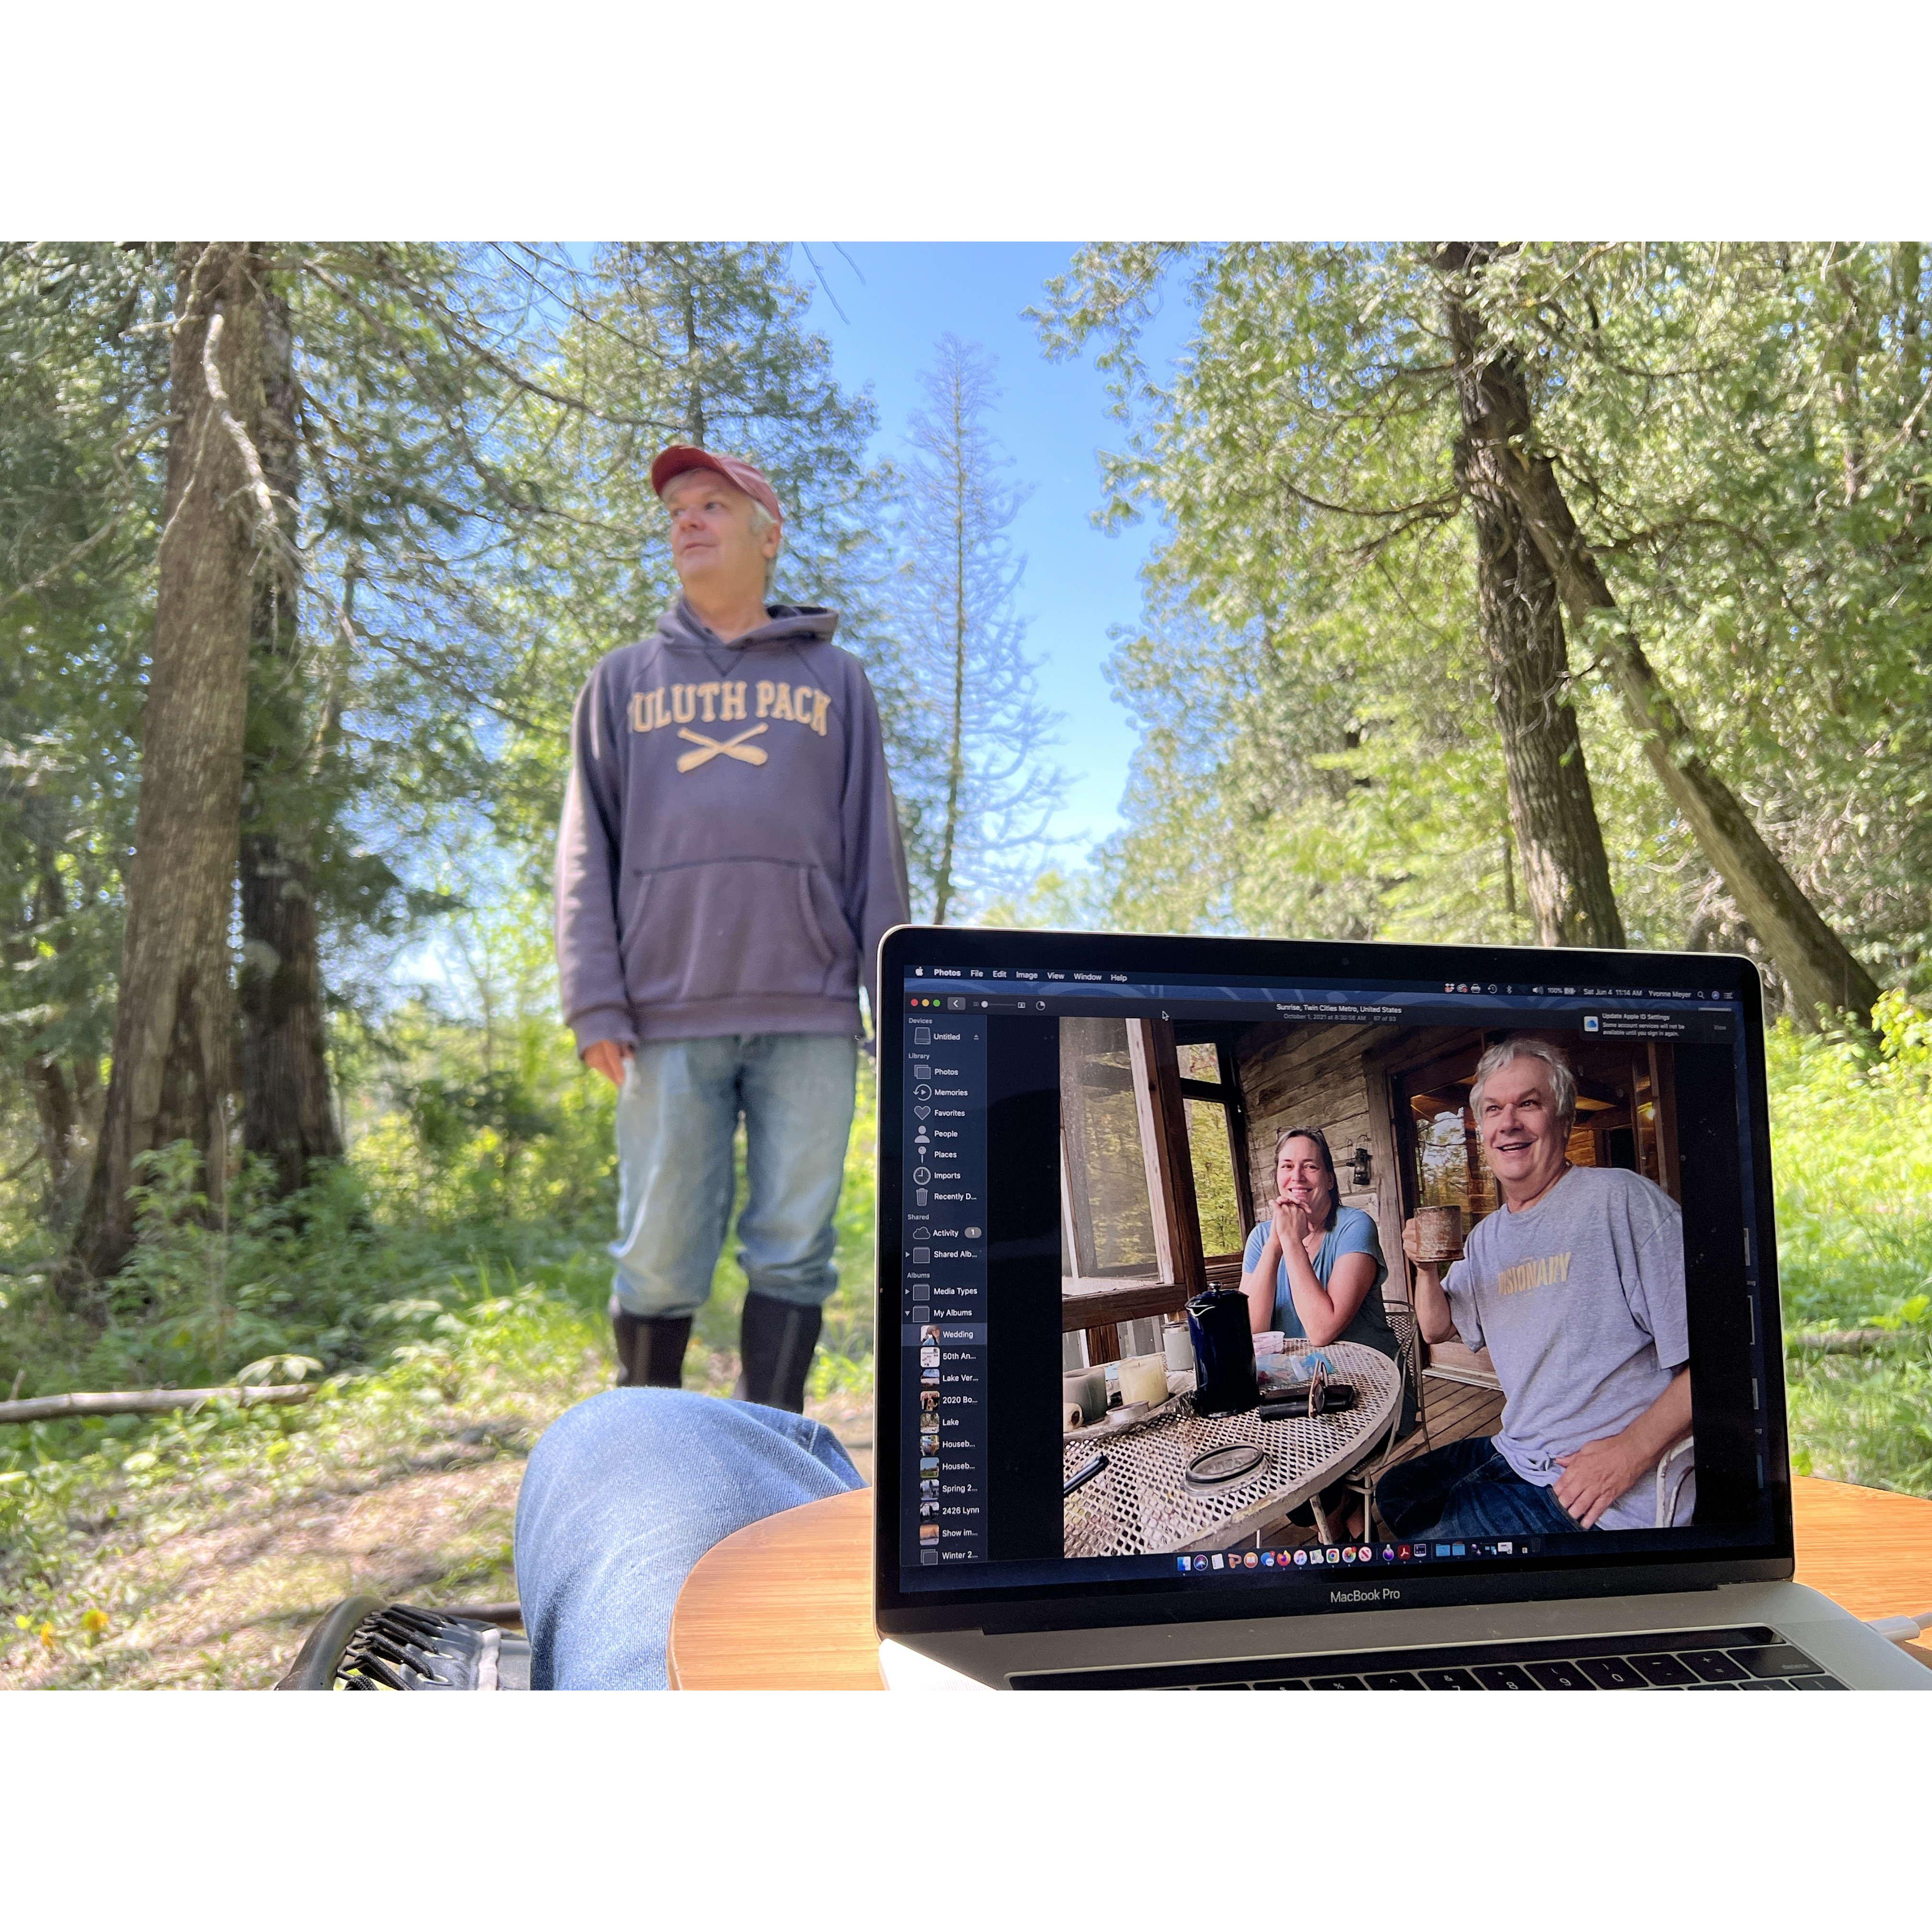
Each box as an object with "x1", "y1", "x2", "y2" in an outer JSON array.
[
  {"x1": 1655, "y1": 1435, "x2": 1696, "y2": 1527},
  {"x1": 1345, "y1": 1301, "x2": 1430, "y2": 1542},
  {"x1": 1300, "y1": 1304, "x2": 1430, "y2": 1546},
  {"x1": 275, "y1": 1598, "x2": 529, "y2": 1690}
]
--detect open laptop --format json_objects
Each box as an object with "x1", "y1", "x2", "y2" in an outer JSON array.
[{"x1": 871, "y1": 925, "x2": 1929, "y2": 1690}]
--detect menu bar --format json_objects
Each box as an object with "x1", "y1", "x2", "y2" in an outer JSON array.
[
  {"x1": 905, "y1": 979, "x2": 1738, "y2": 1043},
  {"x1": 907, "y1": 973, "x2": 1738, "y2": 1006},
  {"x1": 905, "y1": 967, "x2": 1741, "y2": 1002}
]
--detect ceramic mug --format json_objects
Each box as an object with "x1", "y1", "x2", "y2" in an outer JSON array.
[{"x1": 1415, "y1": 1204, "x2": 1466, "y2": 1263}]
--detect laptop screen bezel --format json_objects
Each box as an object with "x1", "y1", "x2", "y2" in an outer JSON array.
[{"x1": 872, "y1": 925, "x2": 1795, "y2": 1639}]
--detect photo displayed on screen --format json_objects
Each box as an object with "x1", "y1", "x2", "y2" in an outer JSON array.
[{"x1": 1058, "y1": 1015, "x2": 1694, "y2": 1567}]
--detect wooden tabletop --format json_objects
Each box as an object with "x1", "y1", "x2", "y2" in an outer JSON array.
[
  {"x1": 667, "y1": 1486, "x2": 886, "y2": 1691},
  {"x1": 664, "y1": 1474, "x2": 1932, "y2": 1690}
]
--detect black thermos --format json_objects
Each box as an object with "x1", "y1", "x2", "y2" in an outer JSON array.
[{"x1": 1185, "y1": 1288, "x2": 1259, "y2": 1415}]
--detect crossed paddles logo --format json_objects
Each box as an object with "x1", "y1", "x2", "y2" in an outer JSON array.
[
  {"x1": 676, "y1": 723, "x2": 769, "y2": 772},
  {"x1": 630, "y1": 678, "x2": 831, "y2": 763}
]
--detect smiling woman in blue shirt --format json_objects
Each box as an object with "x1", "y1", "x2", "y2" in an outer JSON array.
[
  {"x1": 1238, "y1": 1125, "x2": 1406, "y2": 1541},
  {"x1": 1239, "y1": 1125, "x2": 1400, "y2": 1363}
]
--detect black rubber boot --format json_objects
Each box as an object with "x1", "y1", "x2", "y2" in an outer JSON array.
[
  {"x1": 734, "y1": 1292, "x2": 823, "y2": 1413},
  {"x1": 610, "y1": 1298, "x2": 692, "y2": 1390}
]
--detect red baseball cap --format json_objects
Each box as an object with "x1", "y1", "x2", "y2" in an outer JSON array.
[{"x1": 650, "y1": 445, "x2": 784, "y2": 527}]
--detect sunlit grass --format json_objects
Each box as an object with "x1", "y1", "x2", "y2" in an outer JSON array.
[{"x1": 1769, "y1": 995, "x2": 1932, "y2": 1493}]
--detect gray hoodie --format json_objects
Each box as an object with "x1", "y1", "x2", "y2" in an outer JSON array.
[{"x1": 554, "y1": 598, "x2": 910, "y2": 1052}]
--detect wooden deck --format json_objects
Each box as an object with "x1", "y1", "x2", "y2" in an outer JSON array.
[{"x1": 1384, "y1": 1376, "x2": 1506, "y2": 1472}]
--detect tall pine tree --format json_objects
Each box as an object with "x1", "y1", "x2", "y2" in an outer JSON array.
[{"x1": 891, "y1": 335, "x2": 1063, "y2": 923}]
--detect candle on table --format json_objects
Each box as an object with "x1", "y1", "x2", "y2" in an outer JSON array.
[
  {"x1": 1163, "y1": 1320, "x2": 1195, "y2": 1375},
  {"x1": 1118, "y1": 1354, "x2": 1169, "y2": 1406}
]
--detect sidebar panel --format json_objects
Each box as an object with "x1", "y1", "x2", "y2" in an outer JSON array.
[
  {"x1": 982, "y1": 1015, "x2": 1064, "y2": 1562},
  {"x1": 901, "y1": 1007, "x2": 988, "y2": 1567}
]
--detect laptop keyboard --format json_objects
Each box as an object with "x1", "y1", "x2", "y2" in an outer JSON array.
[{"x1": 1012, "y1": 1625, "x2": 1844, "y2": 1690}]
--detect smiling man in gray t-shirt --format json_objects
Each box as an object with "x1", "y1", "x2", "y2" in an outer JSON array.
[
  {"x1": 1379, "y1": 1036, "x2": 1694, "y2": 1540},
  {"x1": 1441, "y1": 1162, "x2": 1690, "y2": 1529}
]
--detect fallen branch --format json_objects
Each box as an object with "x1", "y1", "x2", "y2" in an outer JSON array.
[
  {"x1": 0, "y1": 1384, "x2": 316, "y2": 1426},
  {"x1": 1787, "y1": 1328, "x2": 1912, "y2": 1356}
]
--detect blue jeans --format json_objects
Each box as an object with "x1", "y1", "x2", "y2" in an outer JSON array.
[
  {"x1": 1374, "y1": 1437, "x2": 1582, "y2": 1541},
  {"x1": 611, "y1": 1032, "x2": 858, "y2": 1318},
  {"x1": 514, "y1": 1389, "x2": 863, "y2": 1689}
]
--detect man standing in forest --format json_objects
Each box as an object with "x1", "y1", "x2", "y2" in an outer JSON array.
[{"x1": 554, "y1": 446, "x2": 909, "y2": 1410}]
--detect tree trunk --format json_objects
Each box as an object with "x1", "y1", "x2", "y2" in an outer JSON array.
[
  {"x1": 1442, "y1": 271, "x2": 1627, "y2": 950},
  {"x1": 2, "y1": 842, "x2": 86, "y2": 1218},
  {"x1": 1436, "y1": 245, "x2": 1882, "y2": 1025},
  {"x1": 26, "y1": 1055, "x2": 77, "y2": 1202},
  {"x1": 238, "y1": 830, "x2": 341, "y2": 1196},
  {"x1": 1827, "y1": 256, "x2": 1869, "y2": 507},
  {"x1": 238, "y1": 276, "x2": 343, "y2": 1197},
  {"x1": 73, "y1": 243, "x2": 263, "y2": 1277}
]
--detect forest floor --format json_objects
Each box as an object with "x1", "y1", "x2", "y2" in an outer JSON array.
[
  {"x1": 0, "y1": 1295, "x2": 873, "y2": 1691},
  {"x1": 9, "y1": 1303, "x2": 1927, "y2": 1688},
  {"x1": 3, "y1": 1299, "x2": 1929, "y2": 1689}
]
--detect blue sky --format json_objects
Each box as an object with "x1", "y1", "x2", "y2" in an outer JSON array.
[{"x1": 795, "y1": 243, "x2": 1193, "y2": 855}]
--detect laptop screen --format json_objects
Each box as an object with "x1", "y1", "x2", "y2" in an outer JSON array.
[{"x1": 875, "y1": 928, "x2": 1791, "y2": 1625}]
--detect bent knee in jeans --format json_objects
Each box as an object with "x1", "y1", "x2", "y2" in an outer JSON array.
[{"x1": 513, "y1": 1389, "x2": 863, "y2": 1689}]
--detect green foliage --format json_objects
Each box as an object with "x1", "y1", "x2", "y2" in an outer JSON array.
[
  {"x1": 0, "y1": 893, "x2": 880, "y2": 1412},
  {"x1": 1476, "y1": 244, "x2": 1932, "y2": 984},
  {"x1": 1767, "y1": 995, "x2": 1932, "y2": 1491},
  {"x1": 0, "y1": 1147, "x2": 589, "y2": 1406},
  {"x1": 1034, "y1": 243, "x2": 1932, "y2": 991},
  {"x1": 352, "y1": 1016, "x2": 617, "y2": 1234},
  {"x1": 0, "y1": 245, "x2": 172, "y2": 1230},
  {"x1": 0, "y1": 1269, "x2": 608, "y2": 1685},
  {"x1": 0, "y1": 986, "x2": 884, "y2": 1682},
  {"x1": 1768, "y1": 992, "x2": 1932, "y2": 1329}
]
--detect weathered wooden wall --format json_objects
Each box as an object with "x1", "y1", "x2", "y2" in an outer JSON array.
[{"x1": 1233, "y1": 1022, "x2": 1408, "y2": 1314}]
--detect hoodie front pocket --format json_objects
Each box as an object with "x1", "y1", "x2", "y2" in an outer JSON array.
[
  {"x1": 620, "y1": 858, "x2": 856, "y2": 1009},
  {"x1": 794, "y1": 865, "x2": 836, "y2": 969}
]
